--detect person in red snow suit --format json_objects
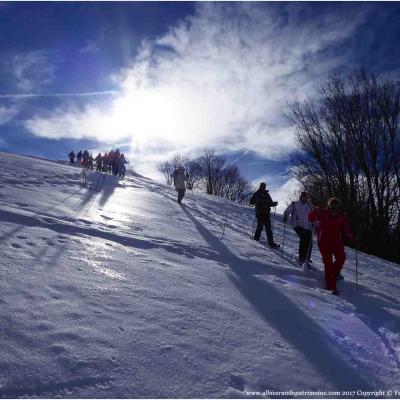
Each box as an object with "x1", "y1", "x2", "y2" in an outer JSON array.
[{"x1": 308, "y1": 197, "x2": 356, "y2": 295}]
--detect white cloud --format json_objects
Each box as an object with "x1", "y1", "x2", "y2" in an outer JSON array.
[
  {"x1": 79, "y1": 40, "x2": 101, "y2": 55},
  {"x1": 0, "y1": 105, "x2": 18, "y2": 125},
  {"x1": 23, "y1": 3, "x2": 370, "y2": 176},
  {"x1": 11, "y1": 50, "x2": 55, "y2": 92},
  {"x1": 253, "y1": 175, "x2": 301, "y2": 213}
]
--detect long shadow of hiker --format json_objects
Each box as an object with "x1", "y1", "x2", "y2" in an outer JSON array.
[{"x1": 180, "y1": 205, "x2": 374, "y2": 390}]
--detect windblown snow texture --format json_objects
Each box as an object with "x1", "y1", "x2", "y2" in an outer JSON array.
[{"x1": 0, "y1": 152, "x2": 399, "y2": 398}]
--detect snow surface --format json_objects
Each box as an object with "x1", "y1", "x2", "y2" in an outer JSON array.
[{"x1": 0, "y1": 151, "x2": 399, "y2": 398}]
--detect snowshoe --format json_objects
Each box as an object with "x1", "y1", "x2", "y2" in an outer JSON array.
[
  {"x1": 331, "y1": 289, "x2": 340, "y2": 295},
  {"x1": 297, "y1": 259, "x2": 305, "y2": 268},
  {"x1": 268, "y1": 242, "x2": 280, "y2": 249},
  {"x1": 303, "y1": 261, "x2": 313, "y2": 270},
  {"x1": 336, "y1": 274, "x2": 344, "y2": 281}
]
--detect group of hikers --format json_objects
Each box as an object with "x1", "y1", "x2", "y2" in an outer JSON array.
[
  {"x1": 171, "y1": 169, "x2": 355, "y2": 295},
  {"x1": 68, "y1": 149, "x2": 128, "y2": 178},
  {"x1": 250, "y1": 182, "x2": 356, "y2": 295}
]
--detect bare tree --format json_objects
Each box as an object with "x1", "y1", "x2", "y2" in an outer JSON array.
[
  {"x1": 159, "y1": 148, "x2": 254, "y2": 205},
  {"x1": 158, "y1": 160, "x2": 173, "y2": 185},
  {"x1": 290, "y1": 70, "x2": 400, "y2": 262},
  {"x1": 185, "y1": 160, "x2": 202, "y2": 190}
]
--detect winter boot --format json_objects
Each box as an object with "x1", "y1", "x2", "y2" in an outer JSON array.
[{"x1": 268, "y1": 242, "x2": 280, "y2": 249}]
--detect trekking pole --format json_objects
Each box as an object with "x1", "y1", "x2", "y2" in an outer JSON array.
[
  {"x1": 191, "y1": 188, "x2": 198, "y2": 208},
  {"x1": 221, "y1": 220, "x2": 227, "y2": 239},
  {"x1": 305, "y1": 223, "x2": 316, "y2": 264},
  {"x1": 355, "y1": 246, "x2": 359, "y2": 290},
  {"x1": 251, "y1": 216, "x2": 256, "y2": 239},
  {"x1": 281, "y1": 221, "x2": 287, "y2": 257},
  {"x1": 272, "y1": 206, "x2": 277, "y2": 229},
  {"x1": 81, "y1": 168, "x2": 87, "y2": 188}
]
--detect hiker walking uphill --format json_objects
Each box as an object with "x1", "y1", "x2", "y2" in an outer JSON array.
[
  {"x1": 112, "y1": 149, "x2": 120, "y2": 175},
  {"x1": 118, "y1": 154, "x2": 128, "y2": 178},
  {"x1": 171, "y1": 166, "x2": 188, "y2": 204},
  {"x1": 249, "y1": 182, "x2": 280, "y2": 248},
  {"x1": 77, "y1": 151, "x2": 82, "y2": 165},
  {"x1": 95, "y1": 153, "x2": 103, "y2": 172},
  {"x1": 82, "y1": 150, "x2": 90, "y2": 168},
  {"x1": 308, "y1": 197, "x2": 356, "y2": 295},
  {"x1": 283, "y1": 192, "x2": 313, "y2": 267},
  {"x1": 68, "y1": 151, "x2": 75, "y2": 164}
]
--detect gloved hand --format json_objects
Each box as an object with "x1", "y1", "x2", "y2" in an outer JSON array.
[
  {"x1": 283, "y1": 214, "x2": 287, "y2": 224},
  {"x1": 273, "y1": 201, "x2": 278, "y2": 207}
]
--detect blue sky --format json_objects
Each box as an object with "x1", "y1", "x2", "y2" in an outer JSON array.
[{"x1": 0, "y1": 1, "x2": 400, "y2": 204}]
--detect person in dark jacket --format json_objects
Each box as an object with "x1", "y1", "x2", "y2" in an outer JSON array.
[
  {"x1": 107, "y1": 151, "x2": 114, "y2": 173},
  {"x1": 171, "y1": 166, "x2": 188, "y2": 203},
  {"x1": 102, "y1": 153, "x2": 108, "y2": 172},
  {"x1": 112, "y1": 149, "x2": 120, "y2": 175},
  {"x1": 82, "y1": 150, "x2": 90, "y2": 168},
  {"x1": 308, "y1": 197, "x2": 356, "y2": 295},
  {"x1": 68, "y1": 151, "x2": 75, "y2": 163},
  {"x1": 118, "y1": 154, "x2": 128, "y2": 178},
  {"x1": 95, "y1": 153, "x2": 103, "y2": 172},
  {"x1": 249, "y1": 182, "x2": 279, "y2": 248},
  {"x1": 77, "y1": 150, "x2": 82, "y2": 165}
]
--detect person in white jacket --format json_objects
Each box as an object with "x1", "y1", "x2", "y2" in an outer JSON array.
[
  {"x1": 171, "y1": 166, "x2": 188, "y2": 204},
  {"x1": 283, "y1": 192, "x2": 314, "y2": 266}
]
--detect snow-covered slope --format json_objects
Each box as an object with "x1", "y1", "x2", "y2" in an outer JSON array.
[{"x1": 0, "y1": 151, "x2": 399, "y2": 398}]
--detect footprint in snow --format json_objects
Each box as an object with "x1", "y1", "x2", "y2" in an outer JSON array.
[
  {"x1": 16, "y1": 203, "x2": 30, "y2": 208},
  {"x1": 229, "y1": 375, "x2": 245, "y2": 392},
  {"x1": 11, "y1": 243, "x2": 21, "y2": 248},
  {"x1": 160, "y1": 345, "x2": 174, "y2": 356},
  {"x1": 49, "y1": 344, "x2": 67, "y2": 355},
  {"x1": 78, "y1": 219, "x2": 92, "y2": 225},
  {"x1": 16, "y1": 235, "x2": 27, "y2": 240},
  {"x1": 26, "y1": 242, "x2": 36, "y2": 247},
  {"x1": 331, "y1": 329, "x2": 346, "y2": 339}
]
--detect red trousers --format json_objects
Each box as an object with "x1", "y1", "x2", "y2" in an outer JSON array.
[{"x1": 319, "y1": 245, "x2": 346, "y2": 291}]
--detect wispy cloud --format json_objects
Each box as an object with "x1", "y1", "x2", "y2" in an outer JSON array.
[
  {"x1": 0, "y1": 91, "x2": 118, "y2": 99},
  {"x1": 79, "y1": 40, "x2": 101, "y2": 55},
  {"x1": 23, "y1": 3, "x2": 372, "y2": 178},
  {"x1": 0, "y1": 105, "x2": 19, "y2": 125},
  {"x1": 10, "y1": 50, "x2": 55, "y2": 92}
]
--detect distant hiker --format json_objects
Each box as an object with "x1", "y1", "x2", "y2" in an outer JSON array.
[
  {"x1": 112, "y1": 149, "x2": 120, "y2": 175},
  {"x1": 118, "y1": 154, "x2": 128, "y2": 178},
  {"x1": 95, "y1": 153, "x2": 103, "y2": 172},
  {"x1": 283, "y1": 192, "x2": 313, "y2": 267},
  {"x1": 89, "y1": 153, "x2": 94, "y2": 170},
  {"x1": 102, "y1": 153, "x2": 108, "y2": 172},
  {"x1": 308, "y1": 197, "x2": 356, "y2": 295},
  {"x1": 108, "y1": 150, "x2": 114, "y2": 174},
  {"x1": 82, "y1": 150, "x2": 89, "y2": 168},
  {"x1": 171, "y1": 166, "x2": 188, "y2": 204},
  {"x1": 77, "y1": 150, "x2": 82, "y2": 165},
  {"x1": 68, "y1": 151, "x2": 75, "y2": 164},
  {"x1": 249, "y1": 182, "x2": 279, "y2": 248}
]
